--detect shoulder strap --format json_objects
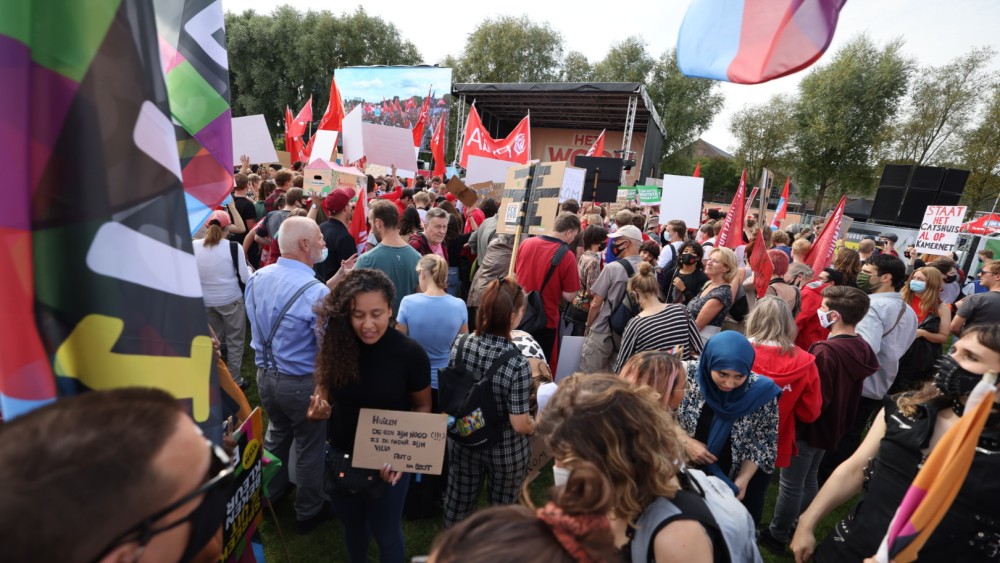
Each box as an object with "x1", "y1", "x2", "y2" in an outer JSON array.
[
  {"x1": 539, "y1": 243, "x2": 569, "y2": 292},
  {"x1": 882, "y1": 301, "x2": 908, "y2": 338},
  {"x1": 252, "y1": 278, "x2": 322, "y2": 370},
  {"x1": 483, "y1": 348, "x2": 523, "y2": 383},
  {"x1": 617, "y1": 258, "x2": 635, "y2": 278},
  {"x1": 453, "y1": 332, "x2": 471, "y2": 368},
  {"x1": 229, "y1": 241, "x2": 245, "y2": 291}
]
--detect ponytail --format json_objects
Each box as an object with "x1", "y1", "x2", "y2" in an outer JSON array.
[{"x1": 202, "y1": 223, "x2": 225, "y2": 248}]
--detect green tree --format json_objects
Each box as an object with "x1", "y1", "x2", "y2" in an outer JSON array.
[
  {"x1": 226, "y1": 6, "x2": 421, "y2": 132},
  {"x1": 729, "y1": 94, "x2": 796, "y2": 183},
  {"x1": 646, "y1": 50, "x2": 726, "y2": 167},
  {"x1": 449, "y1": 15, "x2": 564, "y2": 83},
  {"x1": 591, "y1": 36, "x2": 654, "y2": 83},
  {"x1": 890, "y1": 47, "x2": 996, "y2": 165},
  {"x1": 957, "y1": 85, "x2": 1000, "y2": 213},
  {"x1": 562, "y1": 51, "x2": 593, "y2": 82},
  {"x1": 793, "y1": 35, "x2": 913, "y2": 214}
]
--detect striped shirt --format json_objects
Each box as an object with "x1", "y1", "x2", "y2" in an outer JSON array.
[{"x1": 613, "y1": 304, "x2": 704, "y2": 371}]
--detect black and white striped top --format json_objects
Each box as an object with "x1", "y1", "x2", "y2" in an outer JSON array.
[{"x1": 613, "y1": 304, "x2": 704, "y2": 371}]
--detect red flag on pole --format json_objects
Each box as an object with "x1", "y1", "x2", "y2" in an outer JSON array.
[
  {"x1": 349, "y1": 189, "x2": 369, "y2": 254},
  {"x1": 284, "y1": 106, "x2": 302, "y2": 164},
  {"x1": 585, "y1": 129, "x2": 606, "y2": 157},
  {"x1": 717, "y1": 169, "x2": 747, "y2": 249},
  {"x1": 459, "y1": 104, "x2": 531, "y2": 167},
  {"x1": 745, "y1": 186, "x2": 759, "y2": 210},
  {"x1": 431, "y1": 116, "x2": 446, "y2": 177},
  {"x1": 749, "y1": 229, "x2": 774, "y2": 298},
  {"x1": 411, "y1": 88, "x2": 432, "y2": 147},
  {"x1": 770, "y1": 177, "x2": 791, "y2": 230},
  {"x1": 805, "y1": 195, "x2": 848, "y2": 275},
  {"x1": 305, "y1": 77, "x2": 346, "y2": 161},
  {"x1": 693, "y1": 162, "x2": 701, "y2": 177},
  {"x1": 289, "y1": 96, "x2": 312, "y2": 138}
]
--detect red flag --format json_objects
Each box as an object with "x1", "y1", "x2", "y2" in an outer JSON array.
[
  {"x1": 770, "y1": 177, "x2": 791, "y2": 230},
  {"x1": 749, "y1": 229, "x2": 774, "y2": 298},
  {"x1": 412, "y1": 88, "x2": 432, "y2": 147},
  {"x1": 289, "y1": 96, "x2": 312, "y2": 138},
  {"x1": 349, "y1": 188, "x2": 369, "y2": 254},
  {"x1": 305, "y1": 77, "x2": 346, "y2": 161},
  {"x1": 431, "y1": 116, "x2": 446, "y2": 177},
  {"x1": 745, "y1": 186, "x2": 759, "y2": 210},
  {"x1": 693, "y1": 162, "x2": 701, "y2": 177},
  {"x1": 717, "y1": 169, "x2": 747, "y2": 249},
  {"x1": 805, "y1": 195, "x2": 847, "y2": 275},
  {"x1": 284, "y1": 106, "x2": 302, "y2": 164},
  {"x1": 585, "y1": 129, "x2": 606, "y2": 157},
  {"x1": 459, "y1": 105, "x2": 531, "y2": 167}
]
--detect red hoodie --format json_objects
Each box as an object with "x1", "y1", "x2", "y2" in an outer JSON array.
[
  {"x1": 751, "y1": 343, "x2": 822, "y2": 467},
  {"x1": 795, "y1": 281, "x2": 830, "y2": 350}
]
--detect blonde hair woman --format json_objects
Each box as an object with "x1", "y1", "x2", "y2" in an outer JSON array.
[
  {"x1": 894, "y1": 266, "x2": 951, "y2": 391},
  {"x1": 687, "y1": 247, "x2": 736, "y2": 343}
]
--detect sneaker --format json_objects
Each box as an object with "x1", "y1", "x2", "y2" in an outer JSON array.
[
  {"x1": 294, "y1": 502, "x2": 334, "y2": 535},
  {"x1": 757, "y1": 528, "x2": 789, "y2": 556}
]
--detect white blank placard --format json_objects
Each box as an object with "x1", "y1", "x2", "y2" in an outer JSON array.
[
  {"x1": 660, "y1": 175, "x2": 705, "y2": 229},
  {"x1": 231, "y1": 115, "x2": 278, "y2": 166}
]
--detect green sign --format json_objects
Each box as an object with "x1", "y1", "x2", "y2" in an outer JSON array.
[{"x1": 619, "y1": 186, "x2": 661, "y2": 205}]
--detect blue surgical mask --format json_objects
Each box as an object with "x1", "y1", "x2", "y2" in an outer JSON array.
[
  {"x1": 909, "y1": 280, "x2": 927, "y2": 293},
  {"x1": 315, "y1": 247, "x2": 328, "y2": 264}
]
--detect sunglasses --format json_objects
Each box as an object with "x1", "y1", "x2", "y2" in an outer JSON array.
[{"x1": 95, "y1": 441, "x2": 233, "y2": 561}]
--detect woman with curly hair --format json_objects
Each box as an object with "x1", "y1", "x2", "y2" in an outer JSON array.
[
  {"x1": 429, "y1": 463, "x2": 617, "y2": 563},
  {"x1": 310, "y1": 268, "x2": 432, "y2": 563},
  {"x1": 443, "y1": 276, "x2": 535, "y2": 527},
  {"x1": 539, "y1": 373, "x2": 761, "y2": 562}
]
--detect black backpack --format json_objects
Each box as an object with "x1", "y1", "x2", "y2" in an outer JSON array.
[
  {"x1": 517, "y1": 242, "x2": 569, "y2": 335},
  {"x1": 609, "y1": 259, "x2": 640, "y2": 335},
  {"x1": 438, "y1": 334, "x2": 522, "y2": 449}
]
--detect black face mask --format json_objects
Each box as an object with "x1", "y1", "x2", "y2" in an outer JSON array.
[
  {"x1": 611, "y1": 241, "x2": 626, "y2": 257},
  {"x1": 945, "y1": 274, "x2": 958, "y2": 284},
  {"x1": 598, "y1": 241, "x2": 607, "y2": 252},
  {"x1": 681, "y1": 254, "x2": 698, "y2": 266},
  {"x1": 934, "y1": 355, "x2": 981, "y2": 398}
]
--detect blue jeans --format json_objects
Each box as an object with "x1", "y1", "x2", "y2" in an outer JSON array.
[
  {"x1": 256, "y1": 369, "x2": 327, "y2": 521},
  {"x1": 330, "y1": 474, "x2": 411, "y2": 563},
  {"x1": 769, "y1": 440, "x2": 825, "y2": 542},
  {"x1": 446, "y1": 266, "x2": 460, "y2": 297}
]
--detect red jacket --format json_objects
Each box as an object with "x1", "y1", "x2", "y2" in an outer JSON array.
[
  {"x1": 795, "y1": 281, "x2": 830, "y2": 350},
  {"x1": 751, "y1": 344, "x2": 822, "y2": 467}
]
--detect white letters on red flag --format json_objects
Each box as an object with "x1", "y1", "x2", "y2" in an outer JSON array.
[
  {"x1": 585, "y1": 129, "x2": 606, "y2": 157},
  {"x1": 459, "y1": 105, "x2": 530, "y2": 168},
  {"x1": 749, "y1": 229, "x2": 774, "y2": 298},
  {"x1": 431, "y1": 116, "x2": 446, "y2": 177},
  {"x1": 716, "y1": 169, "x2": 747, "y2": 249},
  {"x1": 805, "y1": 195, "x2": 847, "y2": 275}
]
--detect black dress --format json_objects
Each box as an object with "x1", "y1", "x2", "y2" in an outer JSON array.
[{"x1": 815, "y1": 397, "x2": 1000, "y2": 562}]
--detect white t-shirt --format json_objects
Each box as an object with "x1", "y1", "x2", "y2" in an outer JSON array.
[{"x1": 193, "y1": 239, "x2": 250, "y2": 307}]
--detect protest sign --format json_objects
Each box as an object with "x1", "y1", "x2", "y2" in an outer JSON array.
[
  {"x1": 352, "y1": 409, "x2": 448, "y2": 475},
  {"x1": 631, "y1": 186, "x2": 661, "y2": 206},
  {"x1": 496, "y1": 164, "x2": 534, "y2": 235},
  {"x1": 523, "y1": 433, "x2": 554, "y2": 485},
  {"x1": 916, "y1": 205, "x2": 967, "y2": 256},
  {"x1": 466, "y1": 154, "x2": 518, "y2": 185},
  {"x1": 342, "y1": 105, "x2": 365, "y2": 164},
  {"x1": 662, "y1": 175, "x2": 705, "y2": 229},
  {"x1": 304, "y1": 160, "x2": 366, "y2": 196},
  {"x1": 275, "y1": 150, "x2": 291, "y2": 168},
  {"x1": 444, "y1": 176, "x2": 478, "y2": 208},
  {"x1": 468, "y1": 181, "x2": 505, "y2": 203},
  {"x1": 559, "y1": 166, "x2": 586, "y2": 203},
  {"x1": 231, "y1": 115, "x2": 278, "y2": 166},
  {"x1": 222, "y1": 408, "x2": 264, "y2": 563},
  {"x1": 307, "y1": 130, "x2": 338, "y2": 163},
  {"x1": 521, "y1": 162, "x2": 573, "y2": 236}
]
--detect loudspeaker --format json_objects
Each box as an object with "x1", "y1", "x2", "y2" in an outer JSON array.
[
  {"x1": 909, "y1": 166, "x2": 947, "y2": 190},
  {"x1": 899, "y1": 189, "x2": 938, "y2": 226},
  {"x1": 573, "y1": 156, "x2": 624, "y2": 203},
  {"x1": 934, "y1": 192, "x2": 963, "y2": 207},
  {"x1": 870, "y1": 165, "x2": 970, "y2": 227},
  {"x1": 880, "y1": 164, "x2": 912, "y2": 188},
  {"x1": 871, "y1": 187, "x2": 907, "y2": 223},
  {"x1": 940, "y1": 169, "x2": 970, "y2": 194}
]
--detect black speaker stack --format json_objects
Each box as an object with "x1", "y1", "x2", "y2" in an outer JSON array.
[{"x1": 870, "y1": 165, "x2": 969, "y2": 228}]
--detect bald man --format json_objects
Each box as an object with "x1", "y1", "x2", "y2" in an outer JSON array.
[{"x1": 245, "y1": 216, "x2": 333, "y2": 533}]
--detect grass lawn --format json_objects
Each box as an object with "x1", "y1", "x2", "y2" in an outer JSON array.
[{"x1": 238, "y1": 341, "x2": 854, "y2": 562}]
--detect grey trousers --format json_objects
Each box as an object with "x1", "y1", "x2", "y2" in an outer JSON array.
[
  {"x1": 206, "y1": 298, "x2": 247, "y2": 383},
  {"x1": 769, "y1": 440, "x2": 825, "y2": 542},
  {"x1": 257, "y1": 368, "x2": 327, "y2": 520},
  {"x1": 580, "y1": 329, "x2": 617, "y2": 373}
]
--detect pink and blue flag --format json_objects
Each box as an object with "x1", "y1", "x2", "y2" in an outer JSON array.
[{"x1": 677, "y1": 0, "x2": 847, "y2": 84}]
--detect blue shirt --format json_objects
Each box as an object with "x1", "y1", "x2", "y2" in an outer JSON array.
[
  {"x1": 397, "y1": 293, "x2": 467, "y2": 388},
  {"x1": 245, "y1": 258, "x2": 330, "y2": 376}
]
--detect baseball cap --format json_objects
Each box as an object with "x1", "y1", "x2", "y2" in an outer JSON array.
[
  {"x1": 878, "y1": 232, "x2": 898, "y2": 243},
  {"x1": 323, "y1": 188, "x2": 355, "y2": 214},
  {"x1": 205, "y1": 210, "x2": 231, "y2": 228},
  {"x1": 608, "y1": 225, "x2": 643, "y2": 242}
]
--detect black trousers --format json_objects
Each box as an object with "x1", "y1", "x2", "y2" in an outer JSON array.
[{"x1": 818, "y1": 396, "x2": 883, "y2": 486}]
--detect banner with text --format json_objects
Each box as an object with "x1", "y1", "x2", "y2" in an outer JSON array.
[{"x1": 222, "y1": 408, "x2": 264, "y2": 563}]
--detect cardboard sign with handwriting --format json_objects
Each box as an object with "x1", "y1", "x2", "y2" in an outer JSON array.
[
  {"x1": 445, "y1": 176, "x2": 479, "y2": 208},
  {"x1": 352, "y1": 409, "x2": 448, "y2": 474}
]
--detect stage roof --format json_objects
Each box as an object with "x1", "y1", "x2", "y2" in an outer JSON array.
[{"x1": 452, "y1": 82, "x2": 665, "y2": 137}]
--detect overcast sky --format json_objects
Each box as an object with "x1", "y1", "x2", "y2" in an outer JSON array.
[{"x1": 225, "y1": 0, "x2": 1000, "y2": 151}]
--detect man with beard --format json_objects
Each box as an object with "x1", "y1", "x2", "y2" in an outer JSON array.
[
  {"x1": 315, "y1": 188, "x2": 358, "y2": 282},
  {"x1": 354, "y1": 199, "x2": 421, "y2": 316}
]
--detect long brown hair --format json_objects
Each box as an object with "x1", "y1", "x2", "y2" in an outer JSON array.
[
  {"x1": 202, "y1": 223, "x2": 226, "y2": 248},
  {"x1": 476, "y1": 276, "x2": 525, "y2": 339},
  {"x1": 900, "y1": 267, "x2": 944, "y2": 316},
  {"x1": 314, "y1": 269, "x2": 396, "y2": 390},
  {"x1": 538, "y1": 374, "x2": 683, "y2": 524},
  {"x1": 833, "y1": 247, "x2": 862, "y2": 285}
]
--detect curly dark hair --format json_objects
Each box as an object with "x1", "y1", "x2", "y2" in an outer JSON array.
[{"x1": 314, "y1": 268, "x2": 396, "y2": 391}]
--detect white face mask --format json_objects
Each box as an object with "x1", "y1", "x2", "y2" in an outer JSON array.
[
  {"x1": 817, "y1": 308, "x2": 836, "y2": 329},
  {"x1": 552, "y1": 465, "x2": 571, "y2": 488}
]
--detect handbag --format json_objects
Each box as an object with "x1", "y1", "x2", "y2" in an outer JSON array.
[
  {"x1": 563, "y1": 289, "x2": 592, "y2": 326},
  {"x1": 324, "y1": 444, "x2": 387, "y2": 499}
]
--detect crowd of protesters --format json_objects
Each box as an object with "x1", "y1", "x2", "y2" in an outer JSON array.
[{"x1": 5, "y1": 159, "x2": 999, "y2": 563}]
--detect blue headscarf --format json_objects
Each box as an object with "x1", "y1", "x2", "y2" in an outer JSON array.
[{"x1": 697, "y1": 331, "x2": 780, "y2": 492}]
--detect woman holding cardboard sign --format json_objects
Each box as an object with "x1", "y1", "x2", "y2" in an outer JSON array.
[{"x1": 312, "y1": 268, "x2": 432, "y2": 562}]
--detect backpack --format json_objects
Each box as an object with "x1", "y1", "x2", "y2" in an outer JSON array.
[
  {"x1": 438, "y1": 334, "x2": 522, "y2": 450},
  {"x1": 517, "y1": 242, "x2": 569, "y2": 335},
  {"x1": 609, "y1": 259, "x2": 640, "y2": 335},
  {"x1": 630, "y1": 469, "x2": 762, "y2": 563}
]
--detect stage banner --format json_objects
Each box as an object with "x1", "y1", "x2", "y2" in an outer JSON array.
[
  {"x1": 337, "y1": 66, "x2": 452, "y2": 152},
  {"x1": 532, "y1": 127, "x2": 647, "y2": 186}
]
